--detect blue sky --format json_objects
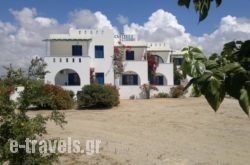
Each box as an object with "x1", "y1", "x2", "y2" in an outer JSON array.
[
  {"x1": 1, "y1": 0, "x2": 250, "y2": 35},
  {"x1": 0, "y1": 0, "x2": 250, "y2": 74}
]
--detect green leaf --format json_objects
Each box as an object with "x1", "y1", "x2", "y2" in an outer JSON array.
[
  {"x1": 205, "y1": 77, "x2": 225, "y2": 112},
  {"x1": 181, "y1": 59, "x2": 191, "y2": 78},
  {"x1": 196, "y1": 72, "x2": 212, "y2": 85},
  {"x1": 223, "y1": 62, "x2": 246, "y2": 74},
  {"x1": 178, "y1": 0, "x2": 191, "y2": 8},
  {"x1": 190, "y1": 47, "x2": 203, "y2": 53},
  {"x1": 239, "y1": 88, "x2": 249, "y2": 116},
  {"x1": 193, "y1": 0, "x2": 211, "y2": 22},
  {"x1": 244, "y1": 81, "x2": 250, "y2": 105},
  {"x1": 215, "y1": 0, "x2": 222, "y2": 7},
  {"x1": 205, "y1": 60, "x2": 219, "y2": 70},
  {"x1": 194, "y1": 60, "x2": 206, "y2": 76}
]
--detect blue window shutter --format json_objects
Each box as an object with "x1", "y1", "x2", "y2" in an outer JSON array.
[
  {"x1": 159, "y1": 76, "x2": 164, "y2": 85},
  {"x1": 133, "y1": 75, "x2": 138, "y2": 85},
  {"x1": 72, "y1": 45, "x2": 82, "y2": 56},
  {"x1": 122, "y1": 75, "x2": 127, "y2": 85},
  {"x1": 68, "y1": 73, "x2": 80, "y2": 85},
  {"x1": 95, "y1": 45, "x2": 104, "y2": 58},
  {"x1": 95, "y1": 73, "x2": 104, "y2": 84},
  {"x1": 125, "y1": 51, "x2": 134, "y2": 60}
]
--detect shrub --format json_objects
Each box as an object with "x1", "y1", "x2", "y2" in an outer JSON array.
[
  {"x1": 20, "y1": 82, "x2": 74, "y2": 110},
  {"x1": 77, "y1": 84, "x2": 120, "y2": 108},
  {"x1": 43, "y1": 84, "x2": 74, "y2": 110},
  {"x1": 170, "y1": 85, "x2": 187, "y2": 98},
  {"x1": 103, "y1": 84, "x2": 120, "y2": 106},
  {"x1": 140, "y1": 83, "x2": 158, "y2": 99},
  {"x1": 155, "y1": 92, "x2": 169, "y2": 98},
  {"x1": 0, "y1": 86, "x2": 66, "y2": 165}
]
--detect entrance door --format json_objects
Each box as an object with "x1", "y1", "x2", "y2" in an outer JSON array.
[{"x1": 68, "y1": 73, "x2": 80, "y2": 85}]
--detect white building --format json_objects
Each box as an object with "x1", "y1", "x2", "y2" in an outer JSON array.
[{"x1": 44, "y1": 28, "x2": 183, "y2": 99}]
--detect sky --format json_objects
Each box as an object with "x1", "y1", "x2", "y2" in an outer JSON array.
[{"x1": 0, "y1": 0, "x2": 250, "y2": 75}]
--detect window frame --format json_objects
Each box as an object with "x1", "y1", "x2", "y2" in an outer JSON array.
[
  {"x1": 122, "y1": 74, "x2": 138, "y2": 85},
  {"x1": 125, "y1": 50, "x2": 135, "y2": 60},
  {"x1": 95, "y1": 72, "x2": 105, "y2": 85},
  {"x1": 95, "y1": 45, "x2": 104, "y2": 58},
  {"x1": 72, "y1": 45, "x2": 82, "y2": 56}
]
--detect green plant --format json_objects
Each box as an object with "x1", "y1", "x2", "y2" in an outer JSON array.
[
  {"x1": 140, "y1": 83, "x2": 158, "y2": 99},
  {"x1": 103, "y1": 84, "x2": 120, "y2": 106},
  {"x1": 20, "y1": 83, "x2": 74, "y2": 110},
  {"x1": 178, "y1": 0, "x2": 222, "y2": 22},
  {"x1": 170, "y1": 85, "x2": 187, "y2": 98},
  {"x1": 77, "y1": 84, "x2": 120, "y2": 108},
  {"x1": 0, "y1": 85, "x2": 67, "y2": 165},
  {"x1": 113, "y1": 41, "x2": 125, "y2": 78},
  {"x1": 155, "y1": 92, "x2": 170, "y2": 98},
  {"x1": 191, "y1": 84, "x2": 202, "y2": 97},
  {"x1": 181, "y1": 40, "x2": 250, "y2": 116},
  {"x1": 0, "y1": 58, "x2": 67, "y2": 164}
]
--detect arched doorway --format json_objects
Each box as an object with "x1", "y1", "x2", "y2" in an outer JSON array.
[
  {"x1": 150, "y1": 73, "x2": 167, "y2": 85},
  {"x1": 55, "y1": 69, "x2": 80, "y2": 86},
  {"x1": 152, "y1": 54, "x2": 164, "y2": 64}
]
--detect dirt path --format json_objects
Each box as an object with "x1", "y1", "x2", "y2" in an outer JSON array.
[{"x1": 29, "y1": 97, "x2": 250, "y2": 165}]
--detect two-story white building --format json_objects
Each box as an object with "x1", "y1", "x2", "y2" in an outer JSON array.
[{"x1": 44, "y1": 28, "x2": 183, "y2": 99}]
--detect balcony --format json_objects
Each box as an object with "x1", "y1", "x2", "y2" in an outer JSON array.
[{"x1": 44, "y1": 56, "x2": 90, "y2": 64}]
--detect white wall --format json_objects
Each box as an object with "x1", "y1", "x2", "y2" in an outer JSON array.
[
  {"x1": 156, "y1": 63, "x2": 174, "y2": 86},
  {"x1": 44, "y1": 57, "x2": 91, "y2": 94}
]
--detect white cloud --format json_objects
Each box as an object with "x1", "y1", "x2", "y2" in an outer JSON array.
[
  {"x1": 192, "y1": 15, "x2": 250, "y2": 55},
  {"x1": 35, "y1": 17, "x2": 58, "y2": 27},
  {"x1": 69, "y1": 9, "x2": 114, "y2": 30},
  {"x1": 123, "y1": 10, "x2": 250, "y2": 56},
  {"x1": 117, "y1": 14, "x2": 129, "y2": 25},
  {"x1": 0, "y1": 8, "x2": 68, "y2": 76},
  {"x1": 1, "y1": 8, "x2": 250, "y2": 76},
  {"x1": 94, "y1": 11, "x2": 114, "y2": 29},
  {"x1": 123, "y1": 9, "x2": 191, "y2": 50},
  {"x1": 0, "y1": 8, "x2": 118, "y2": 76},
  {"x1": 69, "y1": 9, "x2": 98, "y2": 28}
]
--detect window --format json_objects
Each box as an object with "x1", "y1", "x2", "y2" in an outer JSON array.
[
  {"x1": 72, "y1": 45, "x2": 82, "y2": 56},
  {"x1": 125, "y1": 50, "x2": 134, "y2": 60},
  {"x1": 173, "y1": 58, "x2": 183, "y2": 65},
  {"x1": 95, "y1": 45, "x2": 104, "y2": 58},
  {"x1": 150, "y1": 75, "x2": 164, "y2": 85},
  {"x1": 95, "y1": 73, "x2": 104, "y2": 84},
  {"x1": 122, "y1": 74, "x2": 138, "y2": 85},
  {"x1": 68, "y1": 73, "x2": 80, "y2": 85}
]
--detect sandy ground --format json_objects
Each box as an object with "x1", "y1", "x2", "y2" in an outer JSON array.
[{"x1": 28, "y1": 97, "x2": 250, "y2": 165}]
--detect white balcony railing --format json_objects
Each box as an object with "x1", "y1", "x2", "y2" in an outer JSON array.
[{"x1": 44, "y1": 56, "x2": 90, "y2": 64}]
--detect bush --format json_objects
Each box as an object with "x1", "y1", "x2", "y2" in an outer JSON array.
[
  {"x1": 0, "y1": 86, "x2": 66, "y2": 165},
  {"x1": 43, "y1": 84, "x2": 74, "y2": 110},
  {"x1": 155, "y1": 92, "x2": 169, "y2": 98},
  {"x1": 170, "y1": 85, "x2": 187, "y2": 98},
  {"x1": 77, "y1": 84, "x2": 120, "y2": 108},
  {"x1": 20, "y1": 82, "x2": 74, "y2": 110}
]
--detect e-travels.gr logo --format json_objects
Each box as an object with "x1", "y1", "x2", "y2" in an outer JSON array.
[{"x1": 10, "y1": 137, "x2": 101, "y2": 155}]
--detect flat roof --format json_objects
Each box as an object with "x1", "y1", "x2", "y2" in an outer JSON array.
[{"x1": 43, "y1": 38, "x2": 92, "y2": 41}]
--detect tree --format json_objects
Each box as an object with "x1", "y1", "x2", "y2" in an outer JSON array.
[
  {"x1": 178, "y1": 0, "x2": 222, "y2": 22},
  {"x1": 0, "y1": 58, "x2": 67, "y2": 164},
  {"x1": 28, "y1": 57, "x2": 49, "y2": 80},
  {"x1": 0, "y1": 89, "x2": 67, "y2": 164},
  {"x1": 181, "y1": 40, "x2": 250, "y2": 116},
  {"x1": 1, "y1": 64, "x2": 26, "y2": 86}
]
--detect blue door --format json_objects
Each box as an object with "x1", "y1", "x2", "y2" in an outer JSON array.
[{"x1": 68, "y1": 73, "x2": 80, "y2": 85}]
